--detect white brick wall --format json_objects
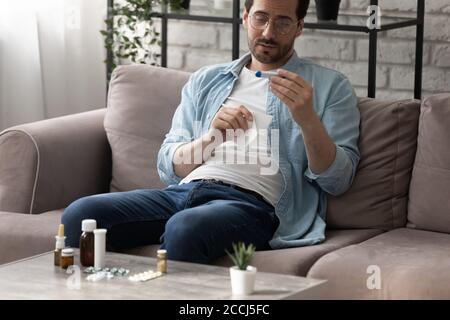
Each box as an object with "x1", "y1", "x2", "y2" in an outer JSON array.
[{"x1": 164, "y1": 0, "x2": 450, "y2": 99}]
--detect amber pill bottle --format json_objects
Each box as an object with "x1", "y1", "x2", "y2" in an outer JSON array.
[{"x1": 80, "y1": 219, "x2": 96, "y2": 267}]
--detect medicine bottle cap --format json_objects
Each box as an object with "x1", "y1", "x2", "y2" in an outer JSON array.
[
  {"x1": 82, "y1": 219, "x2": 97, "y2": 232},
  {"x1": 157, "y1": 249, "x2": 167, "y2": 256},
  {"x1": 61, "y1": 248, "x2": 74, "y2": 257}
]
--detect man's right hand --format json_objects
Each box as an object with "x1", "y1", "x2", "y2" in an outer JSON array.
[
  {"x1": 173, "y1": 105, "x2": 253, "y2": 179},
  {"x1": 207, "y1": 105, "x2": 253, "y2": 140}
]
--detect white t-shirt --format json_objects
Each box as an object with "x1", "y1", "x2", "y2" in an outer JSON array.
[{"x1": 179, "y1": 66, "x2": 284, "y2": 207}]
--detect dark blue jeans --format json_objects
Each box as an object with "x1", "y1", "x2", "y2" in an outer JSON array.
[{"x1": 61, "y1": 179, "x2": 278, "y2": 264}]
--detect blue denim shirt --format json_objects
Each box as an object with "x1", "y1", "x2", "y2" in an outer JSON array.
[{"x1": 157, "y1": 51, "x2": 360, "y2": 249}]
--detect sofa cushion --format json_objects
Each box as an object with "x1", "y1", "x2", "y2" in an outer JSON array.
[
  {"x1": 307, "y1": 228, "x2": 450, "y2": 299},
  {"x1": 104, "y1": 65, "x2": 190, "y2": 192},
  {"x1": 326, "y1": 98, "x2": 420, "y2": 230},
  {"x1": 0, "y1": 210, "x2": 62, "y2": 265},
  {"x1": 408, "y1": 94, "x2": 450, "y2": 233},
  {"x1": 121, "y1": 228, "x2": 384, "y2": 276}
]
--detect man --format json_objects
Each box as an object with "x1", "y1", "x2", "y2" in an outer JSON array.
[{"x1": 62, "y1": 0, "x2": 360, "y2": 264}]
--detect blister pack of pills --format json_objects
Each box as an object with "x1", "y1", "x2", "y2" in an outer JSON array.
[
  {"x1": 86, "y1": 271, "x2": 114, "y2": 282},
  {"x1": 128, "y1": 270, "x2": 163, "y2": 282}
]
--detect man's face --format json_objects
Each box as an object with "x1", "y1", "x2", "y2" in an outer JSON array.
[{"x1": 243, "y1": 0, "x2": 303, "y2": 65}]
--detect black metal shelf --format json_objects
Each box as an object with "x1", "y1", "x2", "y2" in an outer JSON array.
[
  {"x1": 107, "y1": 0, "x2": 425, "y2": 99},
  {"x1": 304, "y1": 15, "x2": 420, "y2": 32}
]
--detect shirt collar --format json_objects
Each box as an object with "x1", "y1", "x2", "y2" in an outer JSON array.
[{"x1": 220, "y1": 50, "x2": 301, "y2": 77}]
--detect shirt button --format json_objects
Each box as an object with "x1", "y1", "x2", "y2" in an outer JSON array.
[
  {"x1": 227, "y1": 85, "x2": 232, "y2": 89},
  {"x1": 207, "y1": 114, "x2": 211, "y2": 119}
]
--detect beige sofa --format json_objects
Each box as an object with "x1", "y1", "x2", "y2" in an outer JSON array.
[{"x1": 1, "y1": 65, "x2": 449, "y2": 299}]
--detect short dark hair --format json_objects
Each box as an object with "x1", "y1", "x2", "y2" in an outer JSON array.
[{"x1": 244, "y1": 0, "x2": 310, "y2": 20}]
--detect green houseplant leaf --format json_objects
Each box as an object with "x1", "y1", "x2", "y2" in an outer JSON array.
[
  {"x1": 226, "y1": 242, "x2": 256, "y2": 271},
  {"x1": 100, "y1": 0, "x2": 183, "y2": 74}
]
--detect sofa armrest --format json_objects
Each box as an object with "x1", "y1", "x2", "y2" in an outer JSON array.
[{"x1": 0, "y1": 109, "x2": 111, "y2": 214}]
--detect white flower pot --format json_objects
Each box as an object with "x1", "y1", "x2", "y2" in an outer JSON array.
[{"x1": 229, "y1": 266, "x2": 257, "y2": 296}]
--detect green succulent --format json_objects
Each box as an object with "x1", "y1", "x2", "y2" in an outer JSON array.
[{"x1": 226, "y1": 242, "x2": 256, "y2": 271}]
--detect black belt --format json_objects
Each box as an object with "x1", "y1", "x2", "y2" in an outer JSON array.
[{"x1": 192, "y1": 179, "x2": 273, "y2": 207}]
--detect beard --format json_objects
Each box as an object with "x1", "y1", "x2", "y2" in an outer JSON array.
[{"x1": 248, "y1": 37, "x2": 295, "y2": 64}]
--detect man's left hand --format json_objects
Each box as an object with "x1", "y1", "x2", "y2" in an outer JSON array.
[{"x1": 269, "y1": 69, "x2": 315, "y2": 127}]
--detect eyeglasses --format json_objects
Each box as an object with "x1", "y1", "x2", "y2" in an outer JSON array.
[{"x1": 249, "y1": 12, "x2": 299, "y2": 35}]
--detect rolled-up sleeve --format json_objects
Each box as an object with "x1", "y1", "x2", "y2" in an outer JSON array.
[
  {"x1": 304, "y1": 76, "x2": 360, "y2": 196},
  {"x1": 157, "y1": 73, "x2": 198, "y2": 186}
]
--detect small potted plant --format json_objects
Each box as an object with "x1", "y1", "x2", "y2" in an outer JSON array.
[
  {"x1": 315, "y1": 0, "x2": 341, "y2": 21},
  {"x1": 226, "y1": 242, "x2": 257, "y2": 296}
]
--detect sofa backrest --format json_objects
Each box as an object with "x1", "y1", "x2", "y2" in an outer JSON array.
[
  {"x1": 407, "y1": 94, "x2": 450, "y2": 234},
  {"x1": 326, "y1": 98, "x2": 421, "y2": 230},
  {"x1": 104, "y1": 65, "x2": 190, "y2": 192},
  {"x1": 105, "y1": 65, "x2": 421, "y2": 231}
]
